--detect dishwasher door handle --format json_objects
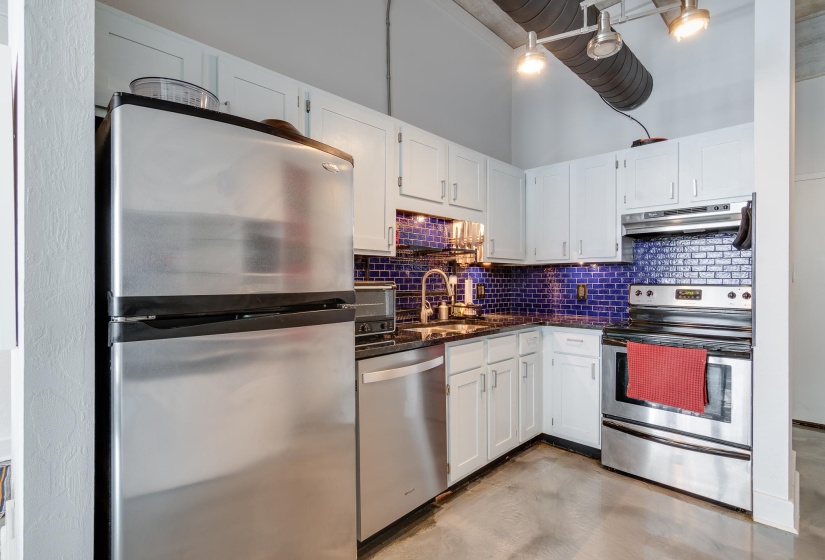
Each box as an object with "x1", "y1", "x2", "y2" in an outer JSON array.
[{"x1": 361, "y1": 356, "x2": 444, "y2": 384}]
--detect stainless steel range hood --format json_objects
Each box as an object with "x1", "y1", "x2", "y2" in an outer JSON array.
[{"x1": 622, "y1": 201, "x2": 749, "y2": 237}]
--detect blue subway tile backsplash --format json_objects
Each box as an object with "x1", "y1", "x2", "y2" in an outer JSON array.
[{"x1": 355, "y1": 212, "x2": 752, "y2": 324}]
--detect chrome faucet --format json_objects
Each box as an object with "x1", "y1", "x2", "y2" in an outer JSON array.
[{"x1": 420, "y1": 269, "x2": 454, "y2": 324}]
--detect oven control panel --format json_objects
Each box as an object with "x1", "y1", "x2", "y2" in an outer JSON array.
[{"x1": 629, "y1": 285, "x2": 752, "y2": 309}]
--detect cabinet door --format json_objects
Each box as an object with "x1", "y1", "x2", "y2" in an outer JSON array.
[
  {"x1": 529, "y1": 165, "x2": 570, "y2": 262},
  {"x1": 519, "y1": 354, "x2": 541, "y2": 443},
  {"x1": 217, "y1": 56, "x2": 304, "y2": 133},
  {"x1": 399, "y1": 125, "x2": 449, "y2": 205},
  {"x1": 486, "y1": 159, "x2": 526, "y2": 262},
  {"x1": 448, "y1": 367, "x2": 488, "y2": 484},
  {"x1": 551, "y1": 354, "x2": 600, "y2": 448},
  {"x1": 572, "y1": 154, "x2": 618, "y2": 260},
  {"x1": 448, "y1": 144, "x2": 486, "y2": 212},
  {"x1": 95, "y1": 7, "x2": 203, "y2": 108},
  {"x1": 307, "y1": 92, "x2": 396, "y2": 255},
  {"x1": 623, "y1": 140, "x2": 679, "y2": 209},
  {"x1": 488, "y1": 358, "x2": 519, "y2": 460},
  {"x1": 681, "y1": 124, "x2": 754, "y2": 203}
]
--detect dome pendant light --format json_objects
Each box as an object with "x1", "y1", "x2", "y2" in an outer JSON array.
[
  {"x1": 669, "y1": 0, "x2": 711, "y2": 41},
  {"x1": 587, "y1": 11, "x2": 623, "y2": 60},
  {"x1": 517, "y1": 31, "x2": 548, "y2": 74}
]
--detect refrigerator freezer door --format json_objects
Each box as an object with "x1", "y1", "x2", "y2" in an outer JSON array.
[
  {"x1": 110, "y1": 309, "x2": 355, "y2": 560},
  {"x1": 109, "y1": 101, "x2": 354, "y2": 316}
]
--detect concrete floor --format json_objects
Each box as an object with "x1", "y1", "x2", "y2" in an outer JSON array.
[{"x1": 362, "y1": 427, "x2": 824, "y2": 559}]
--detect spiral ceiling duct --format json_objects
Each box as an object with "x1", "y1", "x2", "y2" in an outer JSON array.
[{"x1": 495, "y1": 0, "x2": 653, "y2": 110}]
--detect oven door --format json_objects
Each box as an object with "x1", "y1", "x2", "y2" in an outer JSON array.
[{"x1": 602, "y1": 339, "x2": 751, "y2": 448}]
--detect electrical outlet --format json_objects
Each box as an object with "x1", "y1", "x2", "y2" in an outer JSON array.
[
  {"x1": 476, "y1": 283, "x2": 486, "y2": 300},
  {"x1": 577, "y1": 284, "x2": 587, "y2": 301}
]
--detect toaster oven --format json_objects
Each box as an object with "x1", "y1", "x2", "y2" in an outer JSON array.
[{"x1": 354, "y1": 282, "x2": 396, "y2": 337}]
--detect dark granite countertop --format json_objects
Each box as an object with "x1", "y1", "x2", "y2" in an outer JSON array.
[{"x1": 355, "y1": 313, "x2": 615, "y2": 360}]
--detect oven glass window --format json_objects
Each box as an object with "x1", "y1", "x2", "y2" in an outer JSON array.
[{"x1": 615, "y1": 352, "x2": 732, "y2": 423}]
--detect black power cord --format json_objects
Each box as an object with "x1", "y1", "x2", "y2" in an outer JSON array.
[{"x1": 600, "y1": 95, "x2": 651, "y2": 140}]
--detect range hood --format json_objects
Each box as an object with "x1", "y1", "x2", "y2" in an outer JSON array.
[{"x1": 622, "y1": 201, "x2": 748, "y2": 237}]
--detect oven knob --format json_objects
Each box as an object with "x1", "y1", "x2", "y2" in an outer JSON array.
[
  {"x1": 742, "y1": 292, "x2": 752, "y2": 300},
  {"x1": 634, "y1": 290, "x2": 642, "y2": 296},
  {"x1": 728, "y1": 291, "x2": 737, "y2": 299},
  {"x1": 380, "y1": 322, "x2": 387, "y2": 330},
  {"x1": 646, "y1": 290, "x2": 654, "y2": 297}
]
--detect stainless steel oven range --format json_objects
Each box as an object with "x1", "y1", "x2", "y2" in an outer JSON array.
[{"x1": 601, "y1": 284, "x2": 753, "y2": 511}]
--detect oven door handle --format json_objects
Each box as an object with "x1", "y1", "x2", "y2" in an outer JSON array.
[
  {"x1": 602, "y1": 337, "x2": 628, "y2": 347},
  {"x1": 602, "y1": 420, "x2": 751, "y2": 461}
]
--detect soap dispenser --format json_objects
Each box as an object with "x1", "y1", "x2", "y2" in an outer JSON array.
[{"x1": 438, "y1": 301, "x2": 450, "y2": 321}]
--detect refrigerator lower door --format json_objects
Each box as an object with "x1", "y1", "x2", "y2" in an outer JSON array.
[{"x1": 110, "y1": 309, "x2": 355, "y2": 560}]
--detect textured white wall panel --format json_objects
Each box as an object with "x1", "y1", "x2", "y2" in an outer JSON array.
[{"x1": 10, "y1": 0, "x2": 96, "y2": 556}]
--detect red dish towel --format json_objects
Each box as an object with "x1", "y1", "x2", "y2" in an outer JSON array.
[{"x1": 626, "y1": 342, "x2": 708, "y2": 414}]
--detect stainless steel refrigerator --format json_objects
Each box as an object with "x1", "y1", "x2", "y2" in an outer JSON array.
[{"x1": 97, "y1": 93, "x2": 356, "y2": 559}]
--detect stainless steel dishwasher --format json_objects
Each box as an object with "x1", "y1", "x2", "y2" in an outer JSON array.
[{"x1": 356, "y1": 345, "x2": 448, "y2": 541}]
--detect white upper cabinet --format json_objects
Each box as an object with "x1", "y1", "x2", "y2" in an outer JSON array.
[
  {"x1": 486, "y1": 159, "x2": 526, "y2": 262},
  {"x1": 216, "y1": 55, "x2": 304, "y2": 134},
  {"x1": 679, "y1": 123, "x2": 754, "y2": 204},
  {"x1": 622, "y1": 140, "x2": 679, "y2": 210},
  {"x1": 572, "y1": 154, "x2": 618, "y2": 260},
  {"x1": 527, "y1": 164, "x2": 570, "y2": 263},
  {"x1": 448, "y1": 144, "x2": 486, "y2": 212},
  {"x1": 95, "y1": 6, "x2": 203, "y2": 108},
  {"x1": 307, "y1": 91, "x2": 396, "y2": 255},
  {"x1": 398, "y1": 125, "x2": 449, "y2": 206}
]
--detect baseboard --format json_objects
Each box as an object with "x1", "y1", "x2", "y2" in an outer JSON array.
[
  {"x1": 792, "y1": 419, "x2": 825, "y2": 431},
  {"x1": 752, "y1": 467, "x2": 800, "y2": 535},
  {"x1": 540, "y1": 433, "x2": 601, "y2": 460}
]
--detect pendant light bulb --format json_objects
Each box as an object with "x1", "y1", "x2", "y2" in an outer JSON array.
[
  {"x1": 669, "y1": 0, "x2": 710, "y2": 41},
  {"x1": 587, "y1": 11, "x2": 623, "y2": 60},
  {"x1": 517, "y1": 31, "x2": 547, "y2": 75}
]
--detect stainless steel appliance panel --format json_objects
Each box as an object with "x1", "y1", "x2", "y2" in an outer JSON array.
[
  {"x1": 357, "y1": 345, "x2": 448, "y2": 541},
  {"x1": 602, "y1": 418, "x2": 752, "y2": 510},
  {"x1": 111, "y1": 313, "x2": 355, "y2": 559},
  {"x1": 602, "y1": 343, "x2": 752, "y2": 446},
  {"x1": 111, "y1": 103, "x2": 353, "y2": 300}
]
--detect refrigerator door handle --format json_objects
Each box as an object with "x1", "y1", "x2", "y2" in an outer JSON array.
[{"x1": 111, "y1": 307, "x2": 355, "y2": 345}]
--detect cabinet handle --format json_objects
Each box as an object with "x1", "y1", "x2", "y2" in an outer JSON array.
[
  {"x1": 591, "y1": 362, "x2": 596, "y2": 380},
  {"x1": 566, "y1": 338, "x2": 584, "y2": 343},
  {"x1": 693, "y1": 179, "x2": 698, "y2": 197},
  {"x1": 522, "y1": 363, "x2": 528, "y2": 379},
  {"x1": 490, "y1": 239, "x2": 495, "y2": 255},
  {"x1": 480, "y1": 372, "x2": 486, "y2": 393},
  {"x1": 563, "y1": 241, "x2": 567, "y2": 257},
  {"x1": 492, "y1": 370, "x2": 498, "y2": 388},
  {"x1": 441, "y1": 180, "x2": 446, "y2": 199},
  {"x1": 579, "y1": 240, "x2": 583, "y2": 255},
  {"x1": 453, "y1": 182, "x2": 458, "y2": 201},
  {"x1": 670, "y1": 182, "x2": 675, "y2": 199},
  {"x1": 388, "y1": 227, "x2": 394, "y2": 248}
]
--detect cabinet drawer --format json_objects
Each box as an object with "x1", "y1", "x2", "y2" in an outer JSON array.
[
  {"x1": 552, "y1": 331, "x2": 600, "y2": 357},
  {"x1": 518, "y1": 330, "x2": 540, "y2": 355},
  {"x1": 487, "y1": 334, "x2": 517, "y2": 364},
  {"x1": 447, "y1": 340, "x2": 485, "y2": 375}
]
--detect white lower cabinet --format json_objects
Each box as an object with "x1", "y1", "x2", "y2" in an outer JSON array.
[
  {"x1": 488, "y1": 357, "x2": 519, "y2": 460},
  {"x1": 447, "y1": 366, "x2": 488, "y2": 484},
  {"x1": 519, "y1": 353, "x2": 541, "y2": 443},
  {"x1": 447, "y1": 329, "x2": 541, "y2": 485},
  {"x1": 545, "y1": 328, "x2": 602, "y2": 449}
]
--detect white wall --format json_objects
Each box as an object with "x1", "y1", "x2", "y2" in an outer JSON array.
[
  {"x1": 100, "y1": 0, "x2": 514, "y2": 162},
  {"x1": 752, "y1": 0, "x2": 798, "y2": 534},
  {"x1": 0, "y1": 0, "x2": 9, "y2": 465},
  {"x1": 792, "y1": 75, "x2": 825, "y2": 425},
  {"x1": 511, "y1": 0, "x2": 755, "y2": 168},
  {"x1": 9, "y1": 0, "x2": 97, "y2": 557}
]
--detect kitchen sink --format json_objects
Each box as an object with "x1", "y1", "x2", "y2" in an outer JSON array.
[{"x1": 402, "y1": 322, "x2": 494, "y2": 336}]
